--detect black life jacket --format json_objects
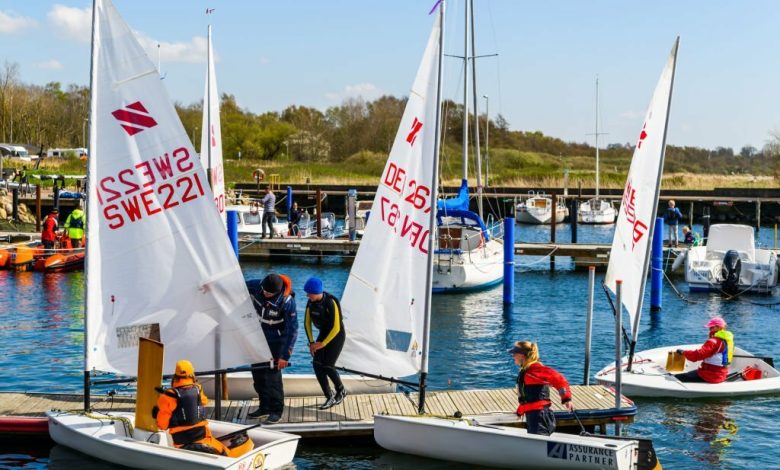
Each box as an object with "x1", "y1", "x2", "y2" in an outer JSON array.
[
  {"x1": 307, "y1": 292, "x2": 343, "y2": 335},
  {"x1": 69, "y1": 212, "x2": 85, "y2": 229},
  {"x1": 168, "y1": 384, "x2": 206, "y2": 428},
  {"x1": 517, "y1": 369, "x2": 550, "y2": 404}
]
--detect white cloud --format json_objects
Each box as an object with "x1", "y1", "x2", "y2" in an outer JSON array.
[
  {"x1": 37, "y1": 59, "x2": 63, "y2": 70},
  {"x1": 0, "y1": 10, "x2": 38, "y2": 34},
  {"x1": 326, "y1": 83, "x2": 383, "y2": 102},
  {"x1": 47, "y1": 4, "x2": 91, "y2": 43},
  {"x1": 619, "y1": 110, "x2": 643, "y2": 121},
  {"x1": 135, "y1": 32, "x2": 208, "y2": 64}
]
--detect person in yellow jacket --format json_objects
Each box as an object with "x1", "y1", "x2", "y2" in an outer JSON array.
[
  {"x1": 63, "y1": 204, "x2": 86, "y2": 248},
  {"x1": 303, "y1": 277, "x2": 346, "y2": 410},
  {"x1": 154, "y1": 360, "x2": 252, "y2": 457}
]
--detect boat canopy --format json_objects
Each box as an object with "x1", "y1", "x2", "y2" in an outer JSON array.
[
  {"x1": 437, "y1": 179, "x2": 469, "y2": 212},
  {"x1": 437, "y1": 209, "x2": 490, "y2": 241}
]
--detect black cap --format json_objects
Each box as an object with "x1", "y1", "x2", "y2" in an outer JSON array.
[
  {"x1": 507, "y1": 344, "x2": 529, "y2": 355},
  {"x1": 261, "y1": 273, "x2": 283, "y2": 294}
]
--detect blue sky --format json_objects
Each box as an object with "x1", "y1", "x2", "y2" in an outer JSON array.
[{"x1": 1, "y1": 0, "x2": 778, "y2": 152}]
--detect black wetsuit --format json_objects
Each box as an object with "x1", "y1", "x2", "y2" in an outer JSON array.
[{"x1": 305, "y1": 291, "x2": 345, "y2": 398}]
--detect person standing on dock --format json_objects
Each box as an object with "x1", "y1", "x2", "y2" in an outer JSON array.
[
  {"x1": 664, "y1": 200, "x2": 683, "y2": 247},
  {"x1": 41, "y1": 208, "x2": 59, "y2": 253},
  {"x1": 63, "y1": 202, "x2": 86, "y2": 249},
  {"x1": 261, "y1": 186, "x2": 276, "y2": 239},
  {"x1": 303, "y1": 276, "x2": 346, "y2": 410},
  {"x1": 289, "y1": 202, "x2": 303, "y2": 237},
  {"x1": 509, "y1": 341, "x2": 574, "y2": 436},
  {"x1": 246, "y1": 273, "x2": 298, "y2": 423},
  {"x1": 675, "y1": 317, "x2": 733, "y2": 384}
]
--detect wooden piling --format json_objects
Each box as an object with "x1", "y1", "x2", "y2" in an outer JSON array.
[{"x1": 550, "y1": 193, "x2": 557, "y2": 270}]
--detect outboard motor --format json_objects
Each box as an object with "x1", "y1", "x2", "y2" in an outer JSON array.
[{"x1": 721, "y1": 249, "x2": 742, "y2": 295}]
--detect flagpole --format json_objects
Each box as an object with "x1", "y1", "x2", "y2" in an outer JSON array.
[
  {"x1": 419, "y1": 0, "x2": 445, "y2": 414},
  {"x1": 627, "y1": 37, "x2": 679, "y2": 372}
]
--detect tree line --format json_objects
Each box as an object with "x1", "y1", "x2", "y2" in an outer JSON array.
[{"x1": 3, "y1": 62, "x2": 779, "y2": 179}]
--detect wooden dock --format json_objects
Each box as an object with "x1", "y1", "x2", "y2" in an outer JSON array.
[{"x1": 0, "y1": 385, "x2": 634, "y2": 438}]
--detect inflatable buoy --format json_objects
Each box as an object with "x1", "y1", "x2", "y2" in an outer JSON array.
[{"x1": 252, "y1": 169, "x2": 265, "y2": 182}]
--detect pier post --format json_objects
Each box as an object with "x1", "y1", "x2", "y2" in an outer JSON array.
[
  {"x1": 550, "y1": 193, "x2": 557, "y2": 270},
  {"x1": 11, "y1": 188, "x2": 18, "y2": 222},
  {"x1": 651, "y1": 217, "x2": 663, "y2": 312},
  {"x1": 286, "y1": 186, "x2": 293, "y2": 221},
  {"x1": 35, "y1": 184, "x2": 41, "y2": 232},
  {"x1": 53, "y1": 182, "x2": 60, "y2": 210},
  {"x1": 583, "y1": 266, "x2": 595, "y2": 385},
  {"x1": 570, "y1": 198, "x2": 578, "y2": 244},
  {"x1": 503, "y1": 217, "x2": 515, "y2": 305},
  {"x1": 756, "y1": 199, "x2": 761, "y2": 233},
  {"x1": 347, "y1": 189, "x2": 357, "y2": 241},
  {"x1": 226, "y1": 210, "x2": 239, "y2": 258},
  {"x1": 688, "y1": 201, "x2": 694, "y2": 228},
  {"x1": 316, "y1": 189, "x2": 322, "y2": 238},
  {"x1": 702, "y1": 206, "x2": 711, "y2": 243},
  {"x1": 614, "y1": 280, "x2": 623, "y2": 436}
]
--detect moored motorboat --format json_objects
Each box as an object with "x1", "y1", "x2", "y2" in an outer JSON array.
[
  {"x1": 48, "y1": 411, "x2": 299, "y2": 470},
  {"x1": 374, "y1": 415, "x2": 657, "y2": 470},
  {"x1": 516, "y1": 192, "x2": 567, "y2": 224},
  {"x1": 596, "y1": 344, "x2": 780, "y2": 398},
  {"x1": 683, "y1": 224, "x2": 778, "y2": 294},
  {"x1": 578, "y1": 198, "x2": 616, "y2": 224}
]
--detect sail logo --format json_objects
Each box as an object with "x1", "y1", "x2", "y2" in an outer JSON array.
[
  {"x1": 547, "y1": 442, "x2": 567, "y2": 459},
  {"x1": 112, "y1": 101, "x2": 159, "y2": 136},
  {"x1": 406, "y1": 117, "x2": 423, "y2": 145},
  {"x1": 621, "y1": 179, "x2": 648, "y2": 250},
  {"x1": 636, "y1": 122, "x2": 648, "y2": 149}
]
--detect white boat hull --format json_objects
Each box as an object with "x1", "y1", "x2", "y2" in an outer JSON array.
[
  {"x1": 577, "y1": 199, "x2": 616, "y2": 225},
  {"x1": 515, "y1": 206, "x2": 567, "y2": 224},
  {"x1": 374, "y1": 415, "x2": 638, "y2": 469},
  {"x1": 596, "y1": 345, "x2": 780, "y2": 398},
  {"x1": 199, "y1": 372, "x2": 395, "y2": 399},
  {"x1": 47, "y1": 411, "x2": 299, "y2": 470},
  {"x1": 432, "y1": 238, "x2": 503, "y2": 292}
]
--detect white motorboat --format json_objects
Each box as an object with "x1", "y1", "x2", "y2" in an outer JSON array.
[
  {"x1": 516, "y1": 192, "x2": 567, "y2": 224},
  {"x1": 578, "y1": 198, "x2": 616, "y2": 224},
  {"x1": 374, "y1": 415, "x2": 655, "y2": 470},
  {"x1": 199, "y1": 372, "x2": 394, "y2": 399},
  {"x1": 596, "y1": 345, "x2": 780, "y2": 398},
  {"x1": 227, "y1": 203, "x2": 336, "y2": 239},
  {"x1": 682, "y1": 224, "x2": 778, "y2": 294},
  {"x1": 578, "y1": 78, "x2": 616, "y2": 225},
  {"x1": 49, "y1": 2, "x2": 299, "y2": 467},
  {"x1": 48, "y1": 411, "x2": 299, "y2": 470}
]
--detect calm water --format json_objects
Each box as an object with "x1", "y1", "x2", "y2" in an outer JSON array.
[{"x1": 2, "y1": 222, "x2": 779, "y2": 469}]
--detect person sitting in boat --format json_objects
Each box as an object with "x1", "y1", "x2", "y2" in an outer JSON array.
[
  {"x1": 509, "y1": 341, "x2": 574, "y2": 436},
  {"x1": 675, "y1": 317, "x2": 733, "y2": 384},
  {"x1": 154, "y1": 360, "x2": 251, "y2": 457}
]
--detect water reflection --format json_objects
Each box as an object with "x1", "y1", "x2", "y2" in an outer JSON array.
[{"x1": 690, "y1": 401, "x2": 737, "y2": 466}]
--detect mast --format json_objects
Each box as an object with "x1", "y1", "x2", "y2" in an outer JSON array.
[
  {"x1": 206, "y1": 24, "x2": 213, "y2": 189},
  {"x1": 627, "y1": 38, "x2": 679, "y2": 370},
  {"x1": 461, "y1": 0, "x2": 469, "y2": 181},
  {"x1": 84, "y1": 0, "x2": 99, "y2": 411},
  {"x1": 419, "y1": 0, "x2": 445, "y2": 414},
  {"x1": 595, "y1": 77, "x2": 600, "y2": 202},
  {"x1": 469, "y1": 0, "x2": 483, "y2": 220}
]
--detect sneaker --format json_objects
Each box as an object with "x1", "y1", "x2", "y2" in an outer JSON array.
[
  {"x1": 318, "y1": 396, "x2": 337, "y2": 410},
  {"x1": 262, "y1": 413, "x2": 281, "y2": 424},
  {"x1": 333, "y1": 388, "x2": 347, "y2": 406},
  {"x1": 247, "y1": 408, "x2": 267, "y2": 419}
]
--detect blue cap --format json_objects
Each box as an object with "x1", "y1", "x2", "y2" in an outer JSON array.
[{"x1": 304, "y1": 277, "x2": 323, "y2": 295}]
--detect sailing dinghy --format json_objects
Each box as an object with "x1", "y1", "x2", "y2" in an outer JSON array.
[
  {"x1": 594, "y1": 38, "x2": 780, "y2": 399},
  {"x1": 353, "y1": 3, "x2": 658, "y2": 469},
  {"x1": 47, "y1": 1, "x2": 299, "y2": 467}
]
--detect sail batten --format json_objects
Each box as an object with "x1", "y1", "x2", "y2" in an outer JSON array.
[
  {"x1": 338, "y1": 13, "x2": 442, "y2": 379},
  {"x1": 605, "y1": 38, "x2": 680, "y2": 343},
  {"x1": 86, "y1": 0, "x2": 270, "y2": 376}
]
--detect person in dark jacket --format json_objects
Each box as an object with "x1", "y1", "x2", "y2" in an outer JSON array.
[
  {"x1": 245, "y1": 273, "x2": 298, "y2": 423},
  {"x1": 288, "y1": 202, "x2": 303, "y2": 237},
  {"x1": 675, "y1": 317, "x2": 733, "y2": 384},
  {"x1": 664, "y1": 200, "x2": 683, "y2": 247},
  {"x1": 509, "y1": 341, "x2": 574, "y2": 435},
  {"x1": 303, "y1": 277, "x2": 346, "y2": 409}
]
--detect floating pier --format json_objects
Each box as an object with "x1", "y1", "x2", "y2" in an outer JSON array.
[{"x1": 0, "y1": 385, "x2": 634, "y2": 439}]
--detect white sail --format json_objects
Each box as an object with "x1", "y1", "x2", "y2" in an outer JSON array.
[
  {"x1": 604, "y1": 38, "x2": 679, "y2": 340},
  {"x1": 86, "y1": 0, "x2": 271, "y2": 376},
  {"x1": 338, "y1": 13, "x2": 442, "y2": 378},
  {"x1": 200, "y1": 25, "x2": 226, "y2": 219}
]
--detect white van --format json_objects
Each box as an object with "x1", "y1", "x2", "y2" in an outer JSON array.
[
  {"x1": 0, "y1": 144, "x2": 32, "y2": 160},
  {"x1": 47, "y1": 148, "x2": 88, "y2": 159}
]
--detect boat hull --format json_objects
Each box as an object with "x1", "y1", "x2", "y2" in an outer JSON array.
[
  {"x1": 374, "y1": 415, "x2": 637, "y2": 469},
  {"x1": 596, "y1": 345, "x2": 780, "y2": 398},
  {"x1": 47, "y1": 411, "x2": 299, "y2": 470},
  {"x1": 432, "y1": 239, "x2": 503, "y2": 293},
  {"x1": 199, "y1": 372, "x2": 395, "y2": 399}
]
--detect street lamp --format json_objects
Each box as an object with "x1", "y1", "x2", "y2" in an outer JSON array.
[{"x1": 482, "y1": 95, "x2": 489, "y2": 186}]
